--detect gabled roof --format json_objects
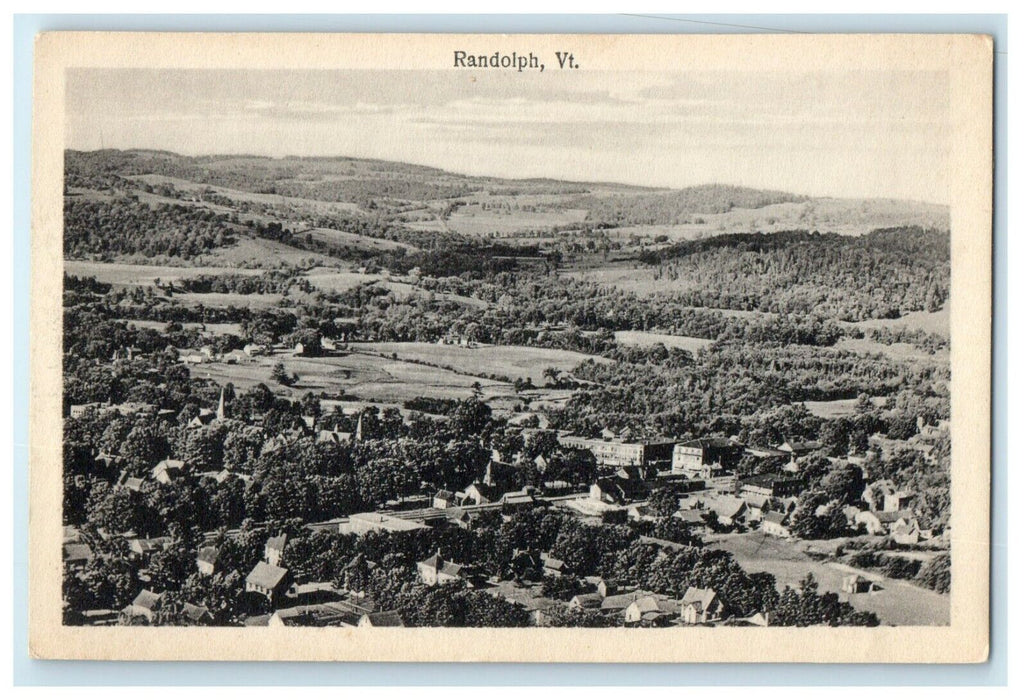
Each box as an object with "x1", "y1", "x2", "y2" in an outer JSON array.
[
  {"x1": 182, "y1": 603, "x2": 211, "y2": 622},
  {"x1": 629, "y1": 595, "x2": 677, "y2": 615},
  {"x1": 434, "y1": 489, "x2": 455, "y2": 500},
  {"x1": 131, "y1": 589, "x2": 163, "y2": 611},
  {"x1": 418, "y1": 553, "x2": 464, "y2": 578},
  {"x1": 569, "y1": 593, "x2": 603, "y2": 609},
  {"x1": 63, "y1": 543, "x2": 93, "y2": 563},
  {"x1": 246, "y1": 561, "x2": 289, "y2": 590},
  {"x1": 541, "y1": 554, "x2": 565, "y2": 571},
  {"x1": 764, "y1": 511, "x2": 788, "y2": 526},
  {"x1": 681, "y1": 586, "x2": 719, "y2": 611},
  {"x1": 361, "y1": 611, "x2": 404, "y2": 627},
  {"x1": 872, "y1": 509, "x2": 913, "y2": 525},
  {"x1": 711, "y1": 496, "x2": 747, "y2": 520},
  {"x1": 266, "y1": 534, "x2": 288, "y2": 552}
]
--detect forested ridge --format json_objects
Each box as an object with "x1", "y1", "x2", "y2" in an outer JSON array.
[{"x1": 638, "y1": 228, "x2": 949, "y2": 320}]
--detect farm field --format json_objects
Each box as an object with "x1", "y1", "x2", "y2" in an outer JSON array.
[
  {"x1": 844, "y1": 301, "x2": 950, "y2": 338},
  {"x1": 835, "y1": 337, "x2": 948, "y2": 364},
  {"x1": 172, "y1": 291, "x2": 284, "y2": 309},
  {"x1": 182, "y1": 344, "x2": 589, "y2": 407},
  {"x1": 613, "y1": 330, "x2": 713, "y2": 353},
  {"x1": 116, "y1": 319, "x2": 243, "y2": 335},
  {"x1": 350, "y1": 342, "x2": 607, "y2": 386},
  {"x1": 299, "y1": 227, "x2": 414, "y2": 252},
  {"x1": 64, "y1": 260, "x2": 264, "y2": 286},
  {"x1": 128, "y1": 173, "x2": 363, "y2": 215},
  {"x1": 707, "y1": 532, "x2": 949, "y2": 626}
]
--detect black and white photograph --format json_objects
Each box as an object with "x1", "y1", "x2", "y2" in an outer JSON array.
[{"x1": 29, "y1": 32, "x2": 993, "y2": 662}]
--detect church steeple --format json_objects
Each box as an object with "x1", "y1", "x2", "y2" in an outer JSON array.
[{"x1": 216, "y1": 387, "x2": 226, "y2": 421}]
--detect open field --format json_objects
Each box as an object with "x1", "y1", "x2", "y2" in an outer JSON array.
[
  {"x1": 183, "y1": 344, "x2": 591, "y2": 407},
  {"x1": 116, "y1": 319, "x2": 243, "y2": 336},
  {"x1": 128, "y1": 174, "x2": 363, "y2": 215},
  {"x1": 844, "y1": 301, "x2": 950, "y2": 338},
  {"x1": 194, "y1": 235, "x2": 336, "y2": 268},
  {"x1": 301, "y1": 267, "x2": 385, "y2": 291},
  {"x1": 350, "y1": 342, "x2": 606, "y2": 386},
  {"x1": 803, "y1": 396, "x2": 889, "y2": 419},
  {"x1": 707, "y1": 532, "x2": 949, "y2": 626},
  {"x1": 442, "y1": 204, "x2": 588, "y2": 236},
  {"x1": 65, "y1": 260, "x2": 265, "y2": 286},
  {"x1": 299, "y1": 227, "x2": 415, "y2": 252},
  {"x1": 835, "y1": 337, "x2": 948, "y2": 364},
  {"x1": 613, "y1": 330, "x2": 713, "y2": 353},
  {"x1": 172, "y1": 291, "x2": 284, "y2": 309}
]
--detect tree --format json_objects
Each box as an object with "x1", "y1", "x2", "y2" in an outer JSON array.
[
  {"x1": 648, "y1": 486, "x2": 680, "y2": 519},
  {"x1": 271, "y1": 362, "x2": 294, "y2": 387}
]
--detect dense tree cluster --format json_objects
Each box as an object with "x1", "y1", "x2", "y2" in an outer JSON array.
[
  {"x1": 638, "y1": 228, "x2": 949, "y2": 320},
  {"x1": 64, "y1": 197, "x2": 237, "y2": 260}
]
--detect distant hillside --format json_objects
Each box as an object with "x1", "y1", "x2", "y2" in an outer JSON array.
[
  {"x1": 572, "y1": 184, "x2": 809, "y2": 226},
  {"x1": 63, "y1": 150, "x2": 949, "y2": 263}
]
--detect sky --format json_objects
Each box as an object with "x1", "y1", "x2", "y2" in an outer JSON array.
[{"x1": 65, "y1": 68, "x2": 951, "y2": 204}]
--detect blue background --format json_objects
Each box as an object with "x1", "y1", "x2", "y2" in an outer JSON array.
[{"x1": 12, "y1": 12, "x2": 1008, "y2": 686}]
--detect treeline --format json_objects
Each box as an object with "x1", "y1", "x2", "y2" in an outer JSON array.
[
  {"x1": 573, "y1": 185, "x2": 808, "y2": 226},
  {"x1": 64, "y1": 197, "x2": 237, "y2": 260},
  {"x1": 547, "y1": 341, "x2": 948, "y2": 439},
  {"x1": 638, "y1": 228, "x2": 949, "y2": 321},
  {"x1": 175, "y1": 271, "x2": 311, "y2": 295}
]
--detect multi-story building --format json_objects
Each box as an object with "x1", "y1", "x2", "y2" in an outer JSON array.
[
  {"x1": 671, "y1": 438, "x2": 744, "y2": 478},
  {"x1": 557, "y1": 435, "x2": 676, "y2": 470}
]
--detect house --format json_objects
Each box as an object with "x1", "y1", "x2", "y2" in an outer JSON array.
[
  {"x1": 245, "y1": 561, "x2": 291, "y2": 601},
  {"x1": 589, "y1": 476, "x2": 649, "y2": 505},
  {"x1": 417, "y1": 551, "x2": 465, "y2": 586},
  {"x1": 181, "y1": 603, "x2": 213, "y2": 625},
  {"x1": 842, "y1": 575, "x2": 878, "y2": 594},
  {"x1": 243, "y1": 343, "x2": 267, "y2": 357},
  {"x1": 196, "y1": 546, "x2": 220, "y2": 576},
  {"x1": 624, "y1": 595, "x2": 678, "y2": 625},
  {"x1": 433, "y1": 490, "x2": 457, "y2": 509},
  {"x1": 340, "y1": 512, "x2": 429, "y2": 536},
  {"x1": 128, "y1": 537, "x2": 171, "y2": 558},
  {"x1": 884, "y1": 490, "x2": 917, "y2": 513},
  {"x1": 627, "y1": 504, "x2": 654, "y2": 522},
  {"x1": 358, "y1": 611, "x2": 405, "y2": 627},
  {"x1": 151, "y1": 458, "x2": 185, "y2": 484},
  {"x1": 675, "y1": 509, "x2": 708, "y2": 528},
  {"x1": 710, "y1": 496, "x2": 748, "y2": 528},
  {"x1": 761, "y1": 511, "x2": 791, "y2": 538},
  {"x1": 855, "y1": 509, "x2": 913, "y2": 536},
  {"x1": 265, "y1": 534, "x2": 287, "y2": 567},
  {"x1": 116, "y1": 471, "x2": 145, "y2": 492},
  {"x1": 891, "y1": 517, "x2": 929, "y2": 545},
  {"x1": 63, "y1": 543, "x2": 93, "y2": 570},
  {"x1": 222, "y1": 349, "x2": 250, "y2": 365},
  {"x1": 600, "y1": 591, "x2": 650, "y2": 614},
  {"x1": 456, "y1": 482, "x2": 502, "y2": 506},
  {"x1": 541, "y1": 553, "x2": 566, "y2": 578},
  {"x1": 188, "y1": 409, "x2": 216, "y2": 429},
  {"x1": 778, "y1": 439, "x2": 822, "y2": 458},
  {"x1": 318, "y1": 428, "x2": 352, "y2": 444},
  {"x1": 680, "y1": 587, "x2": 724, "y2": 624},
  {"x1": 122, "y1": 589, "x2": 163, "y2": 623},
  {"x1": 568, "y1": 593, "x2": 603, "y2": 611},
  {"x1": 596, "y1": 579, "x2": 618, "y2": 598},
  {"x1": 500, "y1": 488, "x2": 539, "y2": 509}
]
